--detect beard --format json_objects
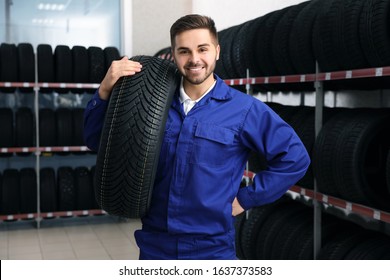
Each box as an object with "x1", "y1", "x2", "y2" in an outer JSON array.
[{"x1": 180, "y1": 61, "x2": 216, "y2": 85}]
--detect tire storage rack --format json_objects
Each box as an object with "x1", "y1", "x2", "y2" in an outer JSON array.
[
  {"x1": 235, "y1": 64, "x2": 390, "y2": 260},
  {"x1": 0, "y1": 43, "x2": 121, "y2": 227},
  {"x1": 209, "y1": 0, "x2": 390, "y2": 260}
]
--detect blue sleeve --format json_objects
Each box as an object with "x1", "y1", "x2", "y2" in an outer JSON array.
[
  {"x1": 83, "y1": 89, "x2": 108, "y2": 151},
  {"x1": 237, "y1": 101, "x2": 310, "y2": 210}
]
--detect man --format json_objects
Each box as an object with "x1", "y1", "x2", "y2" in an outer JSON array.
[{"x1": 84, "y1": 14, "x2": 310, "y2": 259}]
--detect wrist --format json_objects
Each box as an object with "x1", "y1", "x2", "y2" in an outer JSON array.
[{"x1": 98, "y1": 86, "x2": 110, "y2": 100}]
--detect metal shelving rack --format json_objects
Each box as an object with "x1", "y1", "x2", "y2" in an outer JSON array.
[
  {"x1": 240, "y1": 64, "x2": 390, "y2": 258},
  {"x1": 0, "y1": 80, "x2": 101, "y2": 227}
]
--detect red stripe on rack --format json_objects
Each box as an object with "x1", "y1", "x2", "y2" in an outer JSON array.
[{"x1": 351, "y1": 203, "x2": 374, "y2": 218}]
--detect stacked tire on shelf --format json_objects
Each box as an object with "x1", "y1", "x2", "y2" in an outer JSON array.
[
  {"x1": 0, "y1": 166, "x2": 99, "y2": 215},
  {"x1": 262, "y1": 104, "x2": 390, "y2": 213},
  {"x1": 1, "y1": 42, "x2": 120, "y2": 92},
  {"x1": 155, "y1": 0, "x2": 390, "y2": 91},
  {"x1": 37, "y1": 44, "x2": 120, "y2": 93},
  {"x1": 0, "y1": 108, "x2": 34, "y2": 153},
  {"x1": 236, "y1": 197, "x2": 390, "y2": 260},
  {"x1": 0, "y1": 42, "x2": 122, "y2": 216},
  {"x1": 0, "y1": 107, "x2": 86, "y2": 151},
  {"x1": 245, "y1": 96, "x2": 390, "y2": 251},
  {"x1": 155, "y1": 0, "x2": 390, "y2": 259}
]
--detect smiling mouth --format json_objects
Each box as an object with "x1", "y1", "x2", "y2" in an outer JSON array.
[{"x1": 186, "y1": 66, "x2": 204, "y2": 73}]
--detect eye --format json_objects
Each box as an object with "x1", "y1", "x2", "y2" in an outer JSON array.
[{"x1": 178, "y1": 49, "x2": 189, "y2": 55}]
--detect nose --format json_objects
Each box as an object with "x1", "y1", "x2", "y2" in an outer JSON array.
[{"x1": 189, "y1": 52, "x2": 199, "y2": 64}]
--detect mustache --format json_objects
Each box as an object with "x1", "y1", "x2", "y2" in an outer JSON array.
[{"x1": 185, "y1": 63, "x2": 204, "y2": 68}]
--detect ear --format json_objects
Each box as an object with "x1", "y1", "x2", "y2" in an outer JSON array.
[
  {"x1": 216, "y1": 44, "x2": 220, "y2": 60},
  {"x1": 171, "y1": 48, "x2": 176, "y2": 63}
]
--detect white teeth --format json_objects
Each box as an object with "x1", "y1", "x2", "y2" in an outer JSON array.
[{"x1": 188, "y1": 67, "x2": 202, "y2": 72}]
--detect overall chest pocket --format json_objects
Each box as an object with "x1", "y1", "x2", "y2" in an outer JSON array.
[{"x1": 191, "y1": 123, "x2": 235, "y2": 166}]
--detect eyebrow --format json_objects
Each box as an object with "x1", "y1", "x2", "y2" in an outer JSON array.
[{"x1": 176, "y1": 43, "x2": 211, "y2": 51}]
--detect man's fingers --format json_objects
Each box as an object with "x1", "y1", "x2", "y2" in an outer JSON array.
[
  {"x1": 99, "y1": 57, "x2": 142, "y2": 100},
  {"x1": 112, "y1": 59, "x2": 142, "y2": 74}
]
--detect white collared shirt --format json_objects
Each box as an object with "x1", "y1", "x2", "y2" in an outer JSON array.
[{"x1": 179, "y1": 78, "x2": 217, "y2": 115}]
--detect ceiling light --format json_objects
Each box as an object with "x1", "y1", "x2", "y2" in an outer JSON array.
[
  {"x1": 32, "y1": 18, "x2": 54, "y2": 25},
  {"x1": 37, "y1": 2, "x2": 66, "y2": 11}
]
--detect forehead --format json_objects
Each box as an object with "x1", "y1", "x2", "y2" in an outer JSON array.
[{"x1": 174, "y1": 28, "x2": 216, "y2": 48}]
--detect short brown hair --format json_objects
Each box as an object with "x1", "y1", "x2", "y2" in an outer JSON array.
[{"x1": 170, "y1": 14, "x2": 218, "y2": 48}]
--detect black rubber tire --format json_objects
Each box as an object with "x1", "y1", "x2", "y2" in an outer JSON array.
[
  {"x1": 262, "y1": 205, "x2": 308, "y2": 259},
  {"x1": 71, "y1": 45, "x2": 89, "y2": 93},
  {"x1": 72, "y1": 46, "x2": 89, "y2": 83},
  {"x1": 218, "y1": 24, "x2": 241, "y2": 79},
  {"x1": 88, "y1": 46, "x2": 105, "y2": 84},
  {"x1": 271, "y1": 209, "x2": 312, "y2": 259},
  {"x1": 312, "y1": 0, "x2": 339, "y2": 72},
  {"x1": 334, "y1": 110, "x2": 390, "y2": 210},
  {"x1": 255, "y1": 202, "x2": 303, "y2": 259},
  {"x1": 313, "y1": 109, "x2": 390, "y2": 210},
  {"x1": 154, "y1": 46, "x2": 173, "y2": 61},
  {"x1": 254, "y1": 9, "x2": 286, "y2": 77},
  {"x1": 56, "y1": 108, "x2": 73, "y2": 147},
  {"x1": 90, "y1": 166, "x2": 101, "y2": 209},
  {"x1": 313, "y1": 110, "x2": 348, "y2": 197},
  {"x1": 359, "y1": 0, "x2": 390, "y2": 68},
  {"x1": 20, "y1": 168, "x2": 37, "y2": 214},
  {"x1": 57, "y1": 167, "x2": 75, "y2": 211},
  {"x1": 333, "y1": 0, "x2": 367, "y2": 71},
  {"x1": 0, "y1": 172, "x2": 2, "y2": 213},
  {"x1": 1, "y1": 169, "x2": 20, "y2": 214},
  {"x1": 39, "y1": 108, "x2": 56, "y2": 147},
  {"x1": 240, "y1": 198, "x2": 290, "y2": 259},
  {"x1": 72, "y1": 108, "x2": 85, "y2": 146},
  {"x1": 40, "y1": 168, "x2": 57, "y2": 212},
  {"x1": 386, "y1": 150, "x2": 390, "y2": 195},
  {"x1": 37, "y1": 44, "x2": 55, "y2": 93},
  {"x1": 344, "y1": 234, "x2": 390, "y2": 259},
  {"x1": 103, "y1": 46, "x2": 121, "y2": 73},
  {"x1": 318, "y1": 230, "x2": 368, "y2": 260},
  {"x1": 74, "y1": 166, "x2": 93, "y2": 210},
  {"x1": 54, "y1": 45, "x2": 72, "y2": 93},
  {"x1": 241, "y1": 207, "x2": 273, "y2": 260},
  {"x1": 272, "y1": 1, "x2": 309, "y2": 75},
  {"x1": 241, "y1": 17, "x2": 266, "y2": 80},
  {"x1": 234, "y1": 211, "x2": 246, "y2": 260},
  {"x1": 17, "y1": 43, "x2": 35, "y2": 93},
  {"x1": 0, "y1": 43, "x2": 18, "y2": 93},
  {"x1": 95, "y1": 55, "x2": 180, "y2": 218},
  {"x1": 231, "y1": 20, "x2": 256, "y2": 78},
  {"x1": 215, "y1": 27, "x2": 232, "y2": 79},
  {"x1": 15, "y1": 107, "x2": 34, "y2": 148},
  {"x1": 0, "y1": 108, "x2": 14, "y2": 148},
  {"x1": 285, "y1": 220, "x2": 314, "y2": 260},
  {"x1": 289, "y1": 0, "x2": 319, "y2": 74}
]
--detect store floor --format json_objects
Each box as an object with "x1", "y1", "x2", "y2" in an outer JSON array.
[{"x1": 0, "y1": 215, "x2": 142, "y2": 260}]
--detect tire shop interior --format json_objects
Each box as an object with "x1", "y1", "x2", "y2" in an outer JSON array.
[{"x1": 1, "y1": 0, "x2": 390, "y2": 260}]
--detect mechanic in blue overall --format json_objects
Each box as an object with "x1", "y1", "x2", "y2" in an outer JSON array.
[{"x1": 84, "y1": 14, "x2": 310, "y2": 259}]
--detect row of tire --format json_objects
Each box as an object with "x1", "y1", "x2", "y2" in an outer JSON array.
[
  {"x1": 0, "y1": 42, "x2": 120, "y2": 93},
  {"x1": 248, "y1": 104, "x2": 390, "y2": 212},
  {"x1": 0, "y1": 107, "x2": 87, "y2": 149},
  {"x1": 156, "y1": 0, "x2": 390, "y2": 91},
  {"x1": 235, "y1": 197, "x2": 390, "y2": 259},
  {"x1": 0, "y1": 166, "x2": 99, "y2": 215}
]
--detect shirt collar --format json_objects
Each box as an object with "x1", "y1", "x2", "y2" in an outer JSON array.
[{"x1": 179, "y1": 77, "x2": 217, "y2": 104}]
